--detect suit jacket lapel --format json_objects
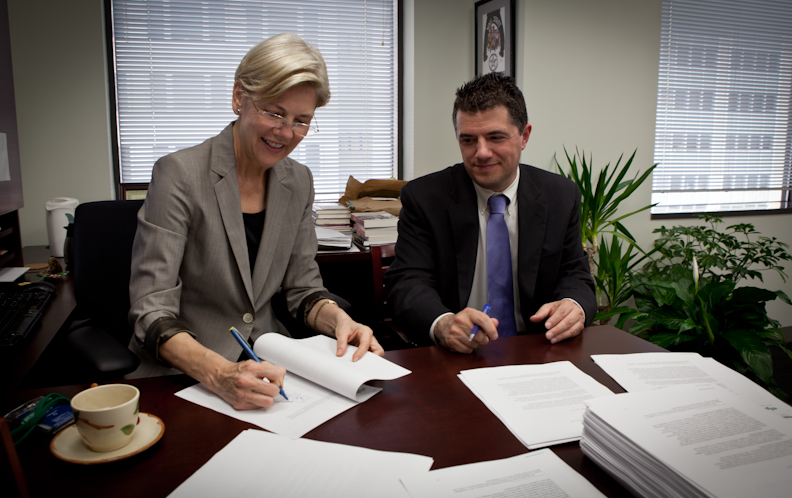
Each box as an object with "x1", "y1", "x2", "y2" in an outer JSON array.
[
  {"x1": 251, "y1": 161, "x2": 291, "y2": 304},
  {"x1": 450, "y1": 166, "x2": 479, "y2": 308},
  {"x1": 517, "y1": 165, "x2": 547, "y2": 308},
  {"x1": 212, "y1": 124, "x2": 255, "y2": 305}
]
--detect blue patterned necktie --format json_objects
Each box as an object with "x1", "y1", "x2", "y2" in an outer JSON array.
[{"x1": 487, "y1": 195, "x2": 518, "y2": 337}]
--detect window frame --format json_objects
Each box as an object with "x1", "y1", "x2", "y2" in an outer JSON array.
[
  {"x1": 650, "y1": 0, "x2": 792, "y2": 219},
  {"x1": 103, "y1": 0, "x2": 403, "y2": 201}
]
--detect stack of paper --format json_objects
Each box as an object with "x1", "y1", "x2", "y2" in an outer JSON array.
[
  {"x1": 581, "y1": 385, "x2": 792, "y2": 498},
  {"x1": 459, "y1": 361, "x2": 615, "y2": 449},
  {"x1": 169, "y1": 429, "x2": 433, "y2": 498},
  {"x1": 316, "y1": 226, "x2": 352, "y2": 250},
  {"x1": 591, "y1": 352, "x2": 792, "y2": 417},
  {"x1": 176, "y1": 334, "x2": 411, "y2": 438}
]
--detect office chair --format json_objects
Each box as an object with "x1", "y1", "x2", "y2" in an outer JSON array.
[
  {"x1": 370, "y1": 243, "x2": 422, "y2": 349},
  {"x1": 66, "y1": 200, "x2": 356, "y2": 375},
  {"x1": 63, "y1": 200, "x2": 144, "y2": 380}
]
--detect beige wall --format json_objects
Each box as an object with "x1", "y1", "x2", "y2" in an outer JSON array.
[
  {"x1": 8, "y1": 0, "x2": 113, "y2": 250},
  {"x1": 9, "y1": 0, "x2": 792, "y2": 325}
]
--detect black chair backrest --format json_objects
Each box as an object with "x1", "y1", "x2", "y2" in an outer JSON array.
[{"x1": 72, "y1": 200, "x2": 143, "y2": 345}]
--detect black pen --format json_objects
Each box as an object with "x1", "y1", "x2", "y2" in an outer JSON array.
[{"x1": 229, "y1": 326, "x2": 289, "y2": 400}]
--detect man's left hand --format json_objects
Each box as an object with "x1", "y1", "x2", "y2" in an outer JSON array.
[{"x1": 529, "y1": 300, "x2": 585, "y2": 344}]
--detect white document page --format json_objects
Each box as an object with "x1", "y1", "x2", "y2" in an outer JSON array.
[
  {"x1": 585, "y1": 385, "x2": 792, "y2": 498},
  {"x1": 0, "y1": 132, "x2": 9, "y2": 181},
  {"x1": 459, "y1": 361, "x2": 615, "y2": 449},
  {"x1": 176, "y1": 379, "x2": 379, "y2": 439},
  {"x1": 592, "y1": 352, "x2": 792, "y2": 417},
  {"x1": 0, "y1": 267, "x2": 28, "y2": 282},
  {"x1": 315, "y1": 226, "x2": 352, "y2": 249},
  {"x1": 169, "y1": 429, "x2": 434, "y2": 498},
  {"x1": 254, "y1": 334, "x2": 412, "y2": 401},
  {"x1": 400, "y1": 449, "x2": 605, "y2": 498},
  {"x1": 176, "y1": 334, "x2": 410, "y2": 438}
]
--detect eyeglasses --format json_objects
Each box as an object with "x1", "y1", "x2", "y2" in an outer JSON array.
[{"x1": 248, "y1": 98, "x2": 318, "y2": 137}]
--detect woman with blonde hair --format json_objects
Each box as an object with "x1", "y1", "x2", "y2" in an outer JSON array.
[{"x1": 128, "y1": 33, "x2": 383, "y2": 409}]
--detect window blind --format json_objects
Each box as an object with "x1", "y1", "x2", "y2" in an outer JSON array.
[
  {"x1": 652, "y1": 0, "x2": 792, "y2": 214},
  {"x1": 109, "y1": 0, "x2": 397, "y2": 200}
]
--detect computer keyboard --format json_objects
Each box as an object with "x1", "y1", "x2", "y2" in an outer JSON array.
[{"x1": 0, "y1": 287, "x2": 55, "y2": 346}]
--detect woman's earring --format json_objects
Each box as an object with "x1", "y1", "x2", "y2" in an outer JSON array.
[{"x1": 236, "y1": 108, "x2": 240, "y2": 115}]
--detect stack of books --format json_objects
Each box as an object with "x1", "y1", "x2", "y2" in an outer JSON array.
[
  {"x1": 312, "y1": 203, "x2": 351, "y2": 232},
  {"x1": 350, "y1": 211, "x2": 398, "y2": 246}
]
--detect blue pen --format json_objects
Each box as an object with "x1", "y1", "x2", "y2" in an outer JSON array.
[
  {"x1": 229, "y1": 326, "x2": 289, "y2": 400},
  {"x1": 468, "y1": 303, "x2": 492, "y2": 341}
]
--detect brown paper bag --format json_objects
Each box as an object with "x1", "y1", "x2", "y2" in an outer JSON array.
[{"x1": 339, "y1": 176, "x2": 406, "y2": 216}]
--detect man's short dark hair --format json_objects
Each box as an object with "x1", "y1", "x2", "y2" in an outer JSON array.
[{"x1": 452, "y1": 73, "x2": 528, "y2": 132}]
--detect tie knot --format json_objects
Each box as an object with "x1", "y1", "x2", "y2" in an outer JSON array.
[{"x1": 488, "y1": 195, "x2": 508, "y2": 215}]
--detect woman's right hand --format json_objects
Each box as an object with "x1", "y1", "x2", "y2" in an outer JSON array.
[
  {"x1": 209, "y1": 359, "x2": 287, "y2": 410},
  {"x1": 159, "y1": 332, "x2": 287, "y2": 410}
]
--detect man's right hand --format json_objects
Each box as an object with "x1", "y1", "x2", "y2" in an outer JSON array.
[{"x1": 435, "y1": 308, "x2": 499, "y2": 353}]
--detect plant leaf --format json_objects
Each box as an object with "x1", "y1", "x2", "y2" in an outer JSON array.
[{"x1": 722, "y1": 329, "x2": 773, "y2": 382}]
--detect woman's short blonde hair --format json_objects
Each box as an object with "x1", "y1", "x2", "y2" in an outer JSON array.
[{"x1": 235, "y1": 33, "x2": 330, "y2": 108}]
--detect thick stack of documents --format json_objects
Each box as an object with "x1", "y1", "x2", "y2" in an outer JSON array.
[
  {"x1": 459, "y1": 361, "x2": 615, "y2": 449},
  {"x1": 581, "y1": 385, "x2": 792, "y2": 498},
  {"x1": 315, "y1": 226, "x2": 352, "y2": 250}
]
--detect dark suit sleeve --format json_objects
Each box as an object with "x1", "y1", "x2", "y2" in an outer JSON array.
[
  {"x1": 549, "y1": 183, "x2": 596, "y2": 326},
  {"x1": 385, "y1": 183, "x2": 453, "y2": 343}
]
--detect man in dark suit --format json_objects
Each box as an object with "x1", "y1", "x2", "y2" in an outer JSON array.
[{"x1": 385, "y1": 73, "x2": 595, "y2": 353}]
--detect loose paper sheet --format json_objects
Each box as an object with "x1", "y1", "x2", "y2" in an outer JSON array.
[
  {"x1": 401, "y1": 449, "x2": 605, "y2": 498},
  {"x1": 169, "y1": 429, "x2": 433, "y2": 498},
  {"x1": 176, "y1": 335, "x2": 410, "y2": 438},
  {"x1": 0, "y1": 133, "x2": 9, "y2": 182},
  {"x1": 0, "y1": 267, "x2": 28, "y2": 282},
  {"x1": 592, "y1": 352, "x2": 792, "y2": 417},
  {"x1": 176, "y1": 378, "x2": 379, "y2": 439},
  {"x1": 459, "y1": 361, "x2": 615, "y2": 449}
]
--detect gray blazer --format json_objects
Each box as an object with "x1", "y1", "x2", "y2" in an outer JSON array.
[{"x1": 127, "y1": 122, "x2": 326, "y2": 378}]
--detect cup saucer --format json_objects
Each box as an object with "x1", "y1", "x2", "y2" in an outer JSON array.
[{"x1": 50, "y1": 412, "x2": 165, "y2": 464}]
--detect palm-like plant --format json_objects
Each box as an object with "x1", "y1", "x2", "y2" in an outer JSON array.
[{"x1": 555, "y1": 147, "x2": 657, "y2": 317}]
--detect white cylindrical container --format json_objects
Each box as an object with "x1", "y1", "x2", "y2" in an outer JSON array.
[{"x1": 45, "y1": 197, "x2": 79, "y2": 257}]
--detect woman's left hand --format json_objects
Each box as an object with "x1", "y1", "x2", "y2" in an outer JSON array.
[
  {"x1": 310, "y1": 299, "x2": 384, "y2": 360},
  {"x1": 334, "y1": 315, "x2": 385, "y2": 360}
]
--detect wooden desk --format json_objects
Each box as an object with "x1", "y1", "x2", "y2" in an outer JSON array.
[
  {"x1": 4, "y1": 325, "x2": 665, "y2": 497},
  {"x1": 0, "y1": 248, "x2": 77, "y2": 398}
]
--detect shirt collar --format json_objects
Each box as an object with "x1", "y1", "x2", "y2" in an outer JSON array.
[{"x1": 473, "y1": 166, "x2": 520, "y2": 215}]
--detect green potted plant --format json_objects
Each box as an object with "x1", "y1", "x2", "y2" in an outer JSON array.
[
  {"x1": 615, "y1": 215, "x2": 792, "y2": 399},
  {"x1": 555, "y1": 147, "x2": 657, "y2": 320}
]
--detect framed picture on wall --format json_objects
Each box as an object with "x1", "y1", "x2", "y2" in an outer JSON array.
[{"x1": 475, "y1": 0, "x2": 516, "y2": 77}]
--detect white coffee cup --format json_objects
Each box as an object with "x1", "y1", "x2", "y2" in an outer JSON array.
[{"x1": 70, "y1": 384, "x2": 140, "y2": 452}]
